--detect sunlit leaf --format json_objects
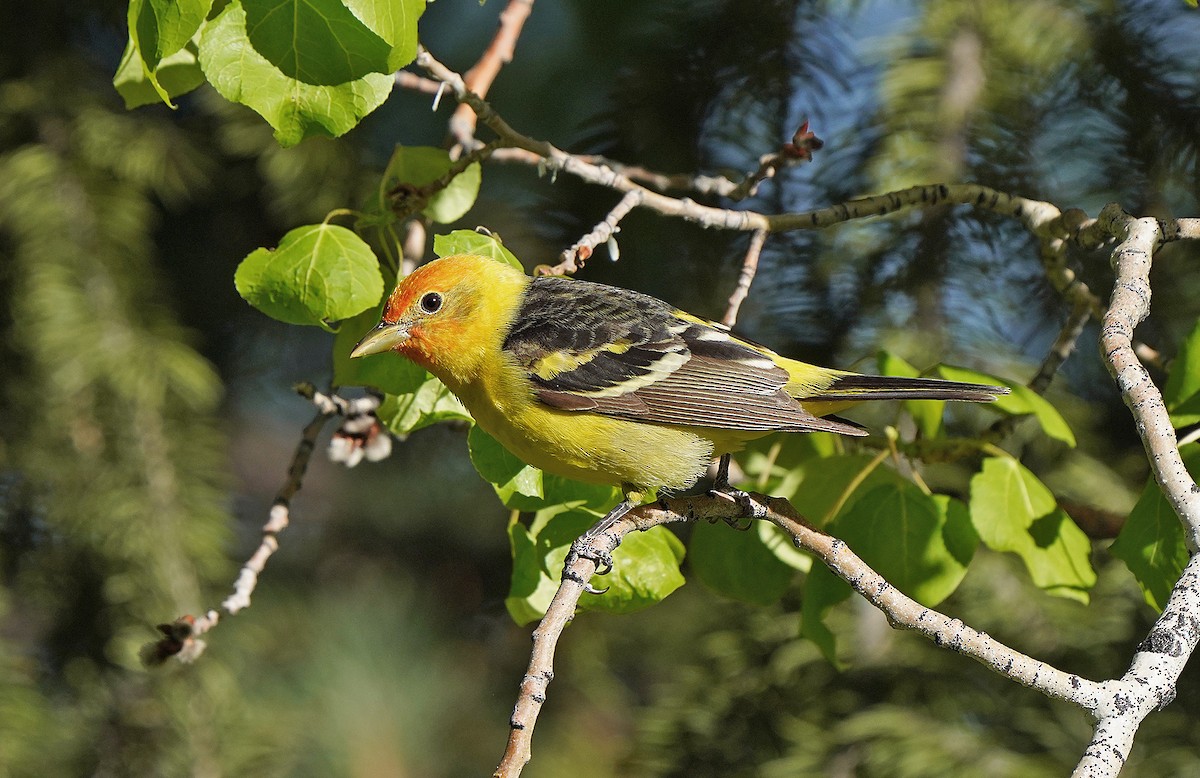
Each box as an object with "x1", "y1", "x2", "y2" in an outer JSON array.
[
  {"x1": 433, "y1": 229, "x2": 524, "y2": 268},
  {"x1": 938, "y1": 364, "x2": 1075, "y2": 447},
  {"x1": 506, "y1": 517, "x2": 559, "y2": 625},
  {"x1": 198, "y1": 1, "x2": 394, "y2": 146},
  {"x1": 969, "y1": 456, "x2": 1095, "y2": 601},
  {"x1": 114, "y1": 36, "x2": 206, "y2": 109},
  {"x1": 234, "y1": 223, "x2": 383, "y2": 329},
  {"x1": 506, "y1": 504, "x2": 686, "y2": 623},
  {"x1": 877, "y1": 350, "x2": 945, "y2": 438},
  {"x1": 382, "y1": 147, "x2": 482, "y2": 223},
  {"x1": 124, "y1": 0, "x2": 212, "y2": 105}
]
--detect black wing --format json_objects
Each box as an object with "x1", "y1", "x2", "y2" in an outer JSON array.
[{"x1": 502, "y1": 277, "x2": 866, "y2": 436}]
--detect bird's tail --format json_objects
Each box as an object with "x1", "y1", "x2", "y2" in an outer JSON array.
[
  {"x1": 796, "y1": 372, "x2": 1008, "y2": 403},
  {"x1": 779, "y1": 360, "x2": 1009, "y2": 417}
]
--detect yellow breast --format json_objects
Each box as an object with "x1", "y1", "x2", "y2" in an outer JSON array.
[{"x1": 454, "y1": 357, "x2": 731, "y2": 492}]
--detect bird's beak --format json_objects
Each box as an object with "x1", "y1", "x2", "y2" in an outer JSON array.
[{"x1": 350, "y1": 322, "x2": 409, "y2": 358}]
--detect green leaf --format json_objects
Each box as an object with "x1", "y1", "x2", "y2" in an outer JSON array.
[
  {"x1": 243, "y1": 0, "x2": 392, "y2": 84},
  {"x1": 198, "y1": 1, "x2": 394, "y2": 146},
  {"x1": 114, "y1": 34, "x2": 206, "y2": 109},
  {"x1": 969, "y1": 457, "x2": 1095, "y2": 600},
  {"x1": 433, "y1": 229, "x2": 524, "y2": 268},
  {"x1": 756, "y1": 520, "x2": 813, "y2": 572},
  {"x1": 376, "y1": 380, "x2": 471, "y2": 436},
  {"x1": 234, "y1": 223, "x2": 383, "y2": 329},
  {"x1": 382, "y1": 147, "x2": 482, "y2": 223},
  {"x1": 466, "y1": 427, "x2": 620, "y2": 511},
  {"x1": 785, "y1": 454, "x2": 908, "y2": 527},
  {"x1": 125, "y1": 0, "x2": 212, "y2": 106},
  {"x1": 831, "y1": 483, "x2": 973, "y2": 606},
  {"x1": 1110, "y1": 447, "x2": 1196, "y2": 610},
  {"x1": 689, "y1": 519, "x2": 795, "y2": 605},
  {"x1": 877, "y1": 350, "x2": 944, "y2": 438},
  {"x1": 1164, "y1": 318, "x2": 1200, "y2": 426},
  {"x1": 506, "y1": 517, "x2": 559, "y2": 625},
  {"x1": 579, "y1": 525, "x2": 686, "y2": 615},
  {"x1": 938, "y1": 365, "x2": 1075, "y2": 447},
  {"x1": 468, "y1": 425, "x2": 543, "y2": 506},
  {"x1": 342, "y1": 0, "x2": 426, "y2": 72},
  {"x1": 800, "y1": 564, "x2": 851, "y2": 665},
  {"x1": 130, "y1": 0, "x2": 212, "y2": 67},
  {"x1": 506, "y1": 505, "x2": 686, "y2": 623}
]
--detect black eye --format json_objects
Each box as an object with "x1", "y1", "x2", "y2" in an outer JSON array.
[{"x1": 419, "y1": 292, "x2": 443, "y2": 314}]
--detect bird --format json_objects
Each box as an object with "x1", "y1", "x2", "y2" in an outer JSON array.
[{"x1": 351, "y1": 253, "x2": 1007, "y2": 551}]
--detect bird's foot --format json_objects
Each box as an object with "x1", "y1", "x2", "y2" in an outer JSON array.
[
  {"x1": 709, "y1": 453, "x2": 767, "y2": 526},
  {"x1": 563, "y1": 536, "x2": 613, "y2": 594},
  {"x1": 560, "y1": 493, "x2": 640, "y2": 594}
]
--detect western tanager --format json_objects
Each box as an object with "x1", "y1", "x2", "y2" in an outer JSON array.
[{"x1": 352, "y1": 254, "x2": 1006, "y2": 545}]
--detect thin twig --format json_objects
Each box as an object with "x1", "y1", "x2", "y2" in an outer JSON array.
[
  {"x1": 722, "y1": 229, "x2": 768, "y2": 327},
  {"x1": 394, "y1": 71, "x2": 445, "y2": 95},
  {"x1": 449, "y1": 0, "x2": 535, "y2": 148},
  {"x1": 416, "y1": 50, "x2": 1089, "y2": 243},
  {"x1": 141, "y1": 385, "x2": 380, "y2": 664},
  {"x1": 546, "y1": 191, "x2": 643, "y2": 275}
]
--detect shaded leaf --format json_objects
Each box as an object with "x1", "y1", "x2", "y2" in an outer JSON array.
[
  {"x1": 1164, "y1": 318, "x2": 1200, "y2": 427},
  {"x1": 689, "y1": 519, "x2": 795, "y2": 605},
  {"x1": 382, "y1": 147, "x2": 481, "y2": 223},
  {"x1": 243, "y1": 0, "x2": 393, "y2": 84},
  {"x1": 1110, "y1": 447, "x2": 1197, "y2": 610},
  {"x1": 832, "y1": 483, "x2": 972, "y2": 606},
  {"x1": 468, "y1": 425, "x2": 543, "y2": 506},
  {"x1": 785, "y1": 454, "x2": 908, "y2": 527},
  {"x1": 800, "y1": 563, "x2": 850, "y2": 665}
]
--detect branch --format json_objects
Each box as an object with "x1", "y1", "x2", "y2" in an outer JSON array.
[
  {"x1": 449, "y1": 0, "x2": 535, "y2": 147},
  {"x1": 415, "y1": 48, "x2": 1104, "y2": 248},
  {"x1": 1071, "y1": 208, "x2": 1200, "y2": 776},
  {"x1": 494, "y1": 490, "x2": 1102, "y2": 777},
  {"x1": 140, "y1": 385, "x2": 380, "y2": 665},
  {"x1": 545, "y1": 191, "x2": 642, "y2": 275},
  {"x1": 722, "y1": 228, "x2": 768, "y2": 327}
]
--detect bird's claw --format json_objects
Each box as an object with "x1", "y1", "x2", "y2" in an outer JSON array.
[
  {"x1": 709, "y1": 485, "x2": 768, "y2": 522},
  {"x1": 563, "y1": 534, "x2": 614, "y2": 595}
]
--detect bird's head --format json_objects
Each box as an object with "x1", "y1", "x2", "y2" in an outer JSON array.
[{"x1": 350, "y1": 254, "x2": 529, "y2": 387}]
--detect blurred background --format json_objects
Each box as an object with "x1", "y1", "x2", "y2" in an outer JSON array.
[{"x1": 3, "y1": 0, "x2": 1200, "y2": 775}]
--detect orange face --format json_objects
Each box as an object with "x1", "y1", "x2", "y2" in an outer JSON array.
[{"x1": 351, "y1": 254, "x2": 525, "y2": 383}]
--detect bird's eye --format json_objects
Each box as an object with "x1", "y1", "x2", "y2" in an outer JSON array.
[{"x1": 419, "y1": 292, "x2": 443, "y2": 314}]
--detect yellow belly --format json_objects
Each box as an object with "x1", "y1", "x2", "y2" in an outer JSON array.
[{"x1": 453, "y1": 364, "x2": 762, "y2": 492}]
